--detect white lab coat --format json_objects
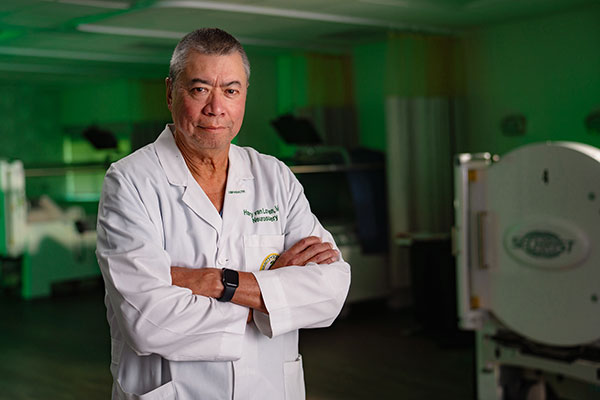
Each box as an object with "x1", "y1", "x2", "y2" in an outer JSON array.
[{"x1": 96, "y1": 125, "x2": 351, "y2": 400}]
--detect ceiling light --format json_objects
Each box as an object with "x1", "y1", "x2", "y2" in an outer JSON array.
[
  {"x1": 0, "y1": 46, "x2": 165, "y2": 64},
  {"x1": 48, "y1": 0, "x2": 131, "y2": 9},
  {"x1": 77, "y1": 24, "x2": 341, "y2": 50},
  {"x1": 78, "y1": 24, "x2": 184, "y2": 39},
  {"x1": 152, "y1": 0, "x2": 449, "y2": 33}
]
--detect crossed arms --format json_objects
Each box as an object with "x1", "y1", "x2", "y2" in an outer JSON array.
[{"x1": 171, "y1": 236, "x2": 339, "y2": 318}]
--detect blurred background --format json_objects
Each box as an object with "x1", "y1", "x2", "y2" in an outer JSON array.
[{"x1": 0, "y1": 0, "x2": 599, "y2": 399}]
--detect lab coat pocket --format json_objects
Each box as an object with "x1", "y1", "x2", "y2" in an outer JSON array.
[
  {"x1": 243, "y1": 234, "x2": 284, "y2": 271},
  {"x1": 116, "y1": 380, "x2": 176, "y2": 400},
  {"x1": 283, "y1": 355, "x2": 306, "y2": 400}
]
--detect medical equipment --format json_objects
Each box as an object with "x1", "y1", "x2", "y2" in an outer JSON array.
[
  {"x1": 0, "y1": 160, "x2": 27, "y2": 258},
  {"x1": 454, "y1": 142, "x2": 600, "y2": 399},
  {"x1": 270, "y1": 114, "x2": 390, "y2": 304},
  {"x1": 0, "y1": 158, "x2": 99, "y2": 298},
  {"x1": 0, "y1": 160, "x2": 27, "y2": 292},
  {"x1": 291, "y1": 160, "x2": 390, "y2": 304},
  {"x1": 24, "y1": 196, "x2": 98, "y2": 298}
]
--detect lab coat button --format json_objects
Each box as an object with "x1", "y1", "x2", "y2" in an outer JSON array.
[{"x1": 218, "y1": 256, "x2": 228, "y2": 265}]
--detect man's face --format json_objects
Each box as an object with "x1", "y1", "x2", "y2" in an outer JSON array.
[{"x1": 167, "y1": 51, "x2": 247, "y2": 153}]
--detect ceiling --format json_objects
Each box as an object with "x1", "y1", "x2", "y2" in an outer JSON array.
[{"x1": 0, "y1": 0, "x2": 595, "y2": 79}]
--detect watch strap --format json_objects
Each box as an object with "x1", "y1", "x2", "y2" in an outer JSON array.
[{"x1": 217, "y1": 268, "x2": 238, "y2": 302}]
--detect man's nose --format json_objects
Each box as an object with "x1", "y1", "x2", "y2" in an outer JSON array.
[{"x1": 203, "y1": 92, "x2": 225, "y2": 116}]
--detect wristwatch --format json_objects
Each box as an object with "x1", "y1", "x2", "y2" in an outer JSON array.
[{"x1": 217, "y1": 268, "x2": 239, "y2": 302}]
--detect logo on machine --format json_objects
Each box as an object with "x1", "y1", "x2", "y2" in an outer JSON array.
[
  {"x1": 511, "y1": 231, "x2": 574, "y2": 258},
  {"x1": 504, "y1": 218, "x2": 589, "y2": 270}
]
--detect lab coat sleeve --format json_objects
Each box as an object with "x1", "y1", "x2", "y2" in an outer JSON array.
[
  {"x1": 96, "y1": 166, "x2": 247, "y2": 361},
  {"x1": 252, "y1": 164, "x2": 351, "y2": 338}
]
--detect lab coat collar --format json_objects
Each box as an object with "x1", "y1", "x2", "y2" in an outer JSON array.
[
  {"x1": 155, "y1": 125, "x2": 188, "y2": 187},
  {"x1": 154, "y1": 124, "x2": 254, "y2": 236},
  {"x1": 227, "y1": 144, "x2": 254, "y2": 182},
  {"x1": 155, "y1": 125, "x2": 222, "y2": 233},
  {"x1": 154, "y1": 124, "x2": 254, "y2": 185}
]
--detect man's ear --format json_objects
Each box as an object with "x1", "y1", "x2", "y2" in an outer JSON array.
[{"x1": 166, "y1": 77, "x2": 173, "y2": 110}]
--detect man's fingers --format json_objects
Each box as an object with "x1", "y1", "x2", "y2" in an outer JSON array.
[
  {"x1": 271, "y1": 237, "x2": 339, "y2": 268},
  {"x1": 292, "y1": 242, "x2": 337, "y2": 266},
  {"x1": 304, "y1": 248, "x2": 339, "y2": 265},
  {"x1": 271, "y1": 237, "x2": 322, "y2": 269},
  {"x1": 288, "y1": 236, "x2": 321, "y2": 255}
]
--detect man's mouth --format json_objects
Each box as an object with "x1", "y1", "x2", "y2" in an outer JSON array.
[{"x1": 199, "y1": 125, "x2": 225, "y2": 131}]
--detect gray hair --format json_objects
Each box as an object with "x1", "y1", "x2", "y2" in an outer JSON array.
[{"x1": 169, "y1": 28, "x2": 250, "y2": 88}]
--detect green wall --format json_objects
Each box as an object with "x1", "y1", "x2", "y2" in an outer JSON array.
[
  {"x1": 460, "y1": 4, "x2": 600, "y2": 155},
  {"x1": 235, "y1": 50, "x2": 287, "y2": 157},
  {"x1": 0, "y1": 82, "x2": 66, "y2": 199},
  {"x1": 0, "y1": 83, "x2": 63, "y2": 165},
  {"x1": 60, "y1": 79, "x2": 170, "y2": 126},
  {"x1": 353, "y1": 42, "x2": 387, "y2": 152}
]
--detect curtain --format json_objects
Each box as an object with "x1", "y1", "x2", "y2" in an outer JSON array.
[
  {"x1": 384, "y1": 33, "x2": 462, "y2": 303},
  {"x1": 386, "y1": 96, "x2": 455, "y2": 236}
]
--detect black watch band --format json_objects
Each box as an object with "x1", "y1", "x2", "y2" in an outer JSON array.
[{"x1": 217, "y1": 268, "x2": 239, "y2": 302}]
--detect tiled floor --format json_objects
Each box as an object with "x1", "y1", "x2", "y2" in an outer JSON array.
[{"x1": 0, "y1": 284, "x2": 474, "y2": 399}]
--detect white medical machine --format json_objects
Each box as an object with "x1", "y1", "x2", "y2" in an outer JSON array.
[
  {"x1": 454, "y1": 142, "x2": 600, "y2": 399},
  {"x1": 1, "y1": 159, "x2": 98, "y2": 298},
  {"x1": 0, "y1": 160, "x2": 26, "y2": 257}
]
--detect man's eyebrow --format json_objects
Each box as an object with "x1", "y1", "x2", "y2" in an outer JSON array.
[
  {"x1": 190, "y1": 78, "x2": 242, "y2": 87},
  {"x1": 190, "y1": 78, "x2": 211, "y2": 85}
]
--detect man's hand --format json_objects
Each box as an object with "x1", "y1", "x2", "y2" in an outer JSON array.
[
  {"x1": 171, "y1": 266, "x2": 223, "y2": 298},
  {"x1": 171, "y1": 267, "x2": 267, "y2": 318},
  {"x1": 271, "y1": 236, "x2": 339, "y2": 270}
]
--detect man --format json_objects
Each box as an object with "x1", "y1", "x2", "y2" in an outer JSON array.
[{"x1": 96, "y1": 28, "x2": 351, "y2": 400}]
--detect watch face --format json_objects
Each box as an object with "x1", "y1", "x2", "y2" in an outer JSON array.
[{"x1": 223, "y1": 269, "x2": 239, "y2": 287}]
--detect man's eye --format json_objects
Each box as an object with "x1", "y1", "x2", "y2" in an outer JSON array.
[
  {"x1": 226, "y1": 89, "x2": 238, "y2": 95},
  {"x1": 192, "y1": 87, "x2": 206, "y2": 93}
]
